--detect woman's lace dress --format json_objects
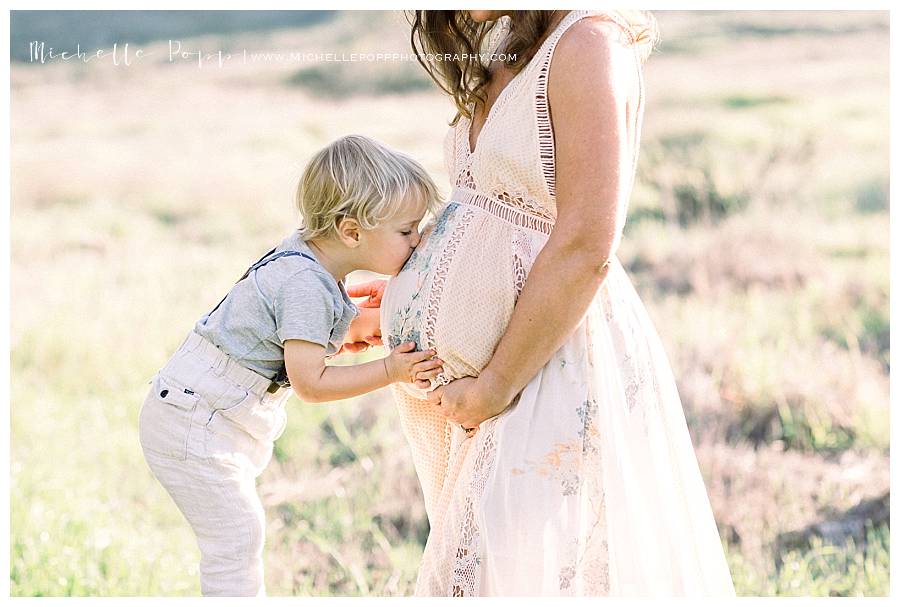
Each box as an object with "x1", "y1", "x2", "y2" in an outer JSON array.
[{"x1": 380, "y1": 10, "x2": 737, "y2": 596}]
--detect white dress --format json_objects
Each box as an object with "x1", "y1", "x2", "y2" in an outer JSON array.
[{"x1": 380, "y1": 10, "x2": 737, "y2": 597}]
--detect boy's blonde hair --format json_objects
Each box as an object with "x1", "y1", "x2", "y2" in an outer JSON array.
[{"x1": 296, "y1": 134, "x2": 444, "y2": 241}]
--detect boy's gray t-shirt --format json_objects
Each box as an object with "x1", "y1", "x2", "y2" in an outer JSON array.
[{"x1": 194, "y1": 230, "x2": 359, "y2": 380}]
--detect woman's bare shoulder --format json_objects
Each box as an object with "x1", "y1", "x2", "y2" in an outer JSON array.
[
  {"x1": 549, "y1": 15, "x2": 638, "y2": 101},
  {"x1": 558, "y1": 14, "x2": 635, "y2": 54}
]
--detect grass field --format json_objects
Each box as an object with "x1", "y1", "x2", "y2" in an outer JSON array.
[{"x1": 9, "y1": 10, "x2": 890, "y2": 596}]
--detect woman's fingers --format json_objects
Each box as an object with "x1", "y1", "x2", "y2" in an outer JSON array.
[
  {"x1": 341, "y1": 341, "x2": 369, "y2": 353},
  {"x1": 346, "y1": 279, "x2": 387, "y2": 307},
  {"x1": 346, "y1": 279, "x2": 381, "y2": 298},
  {"x1": 426, "y1": 385, "x2": 444, "y2": 405}
]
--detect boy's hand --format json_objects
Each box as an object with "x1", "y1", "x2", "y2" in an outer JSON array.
[{"x1": 385, "y1": 341, "x2": 444, "y2": 389}]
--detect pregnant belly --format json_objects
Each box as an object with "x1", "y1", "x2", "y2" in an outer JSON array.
[{"x1": 381, "y1": 200, "x2": 545, "y2": 399}]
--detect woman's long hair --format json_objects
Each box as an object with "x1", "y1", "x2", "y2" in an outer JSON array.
[{"x1": 407, "y1": 10, "x2": 659, "y2": 125}]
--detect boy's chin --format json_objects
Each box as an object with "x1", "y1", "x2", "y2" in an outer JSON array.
[
  {"x1": 368, "y1": 258, "x2": 407, "y2": 276},
  {"x1": 369, "y1": 266, "x2": 400, "y2": 277}
]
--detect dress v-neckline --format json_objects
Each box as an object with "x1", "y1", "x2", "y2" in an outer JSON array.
[
  {"x1": 464, "y1": 11, "x2": 576, "y2": 156},
  {"x1": 465, "y1": 67, "x2": 526, "y2": 156}
]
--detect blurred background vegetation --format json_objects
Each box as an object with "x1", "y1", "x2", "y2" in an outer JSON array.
[{"x1": 9, "y1": 10, "x2": 889, "y2": 597}]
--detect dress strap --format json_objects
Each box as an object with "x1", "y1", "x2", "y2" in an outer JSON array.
[
  {"x1": 533, "y1": 10, "x2": 645, "y2": 199},
  {"x1": 485, "y1": 15, "x2": 511, "y2": 58}
]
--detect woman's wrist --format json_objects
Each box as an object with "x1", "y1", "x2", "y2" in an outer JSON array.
[{"x1": 476, "y1": 367, "x2": 516, "y2": 417}]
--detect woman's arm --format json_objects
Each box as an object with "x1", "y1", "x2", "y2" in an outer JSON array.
[{"x1": 430, "y1": 19, "x2": 639, "y2": 426}]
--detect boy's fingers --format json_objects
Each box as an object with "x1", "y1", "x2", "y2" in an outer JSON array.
[
  {"x1": 395, "y1": 341, "x2": 417, "y2": 353},
  {"x1": 412, "y1": 359, "x2": 443, "y2": 373},
  {"x1": 409, "y1": 349, "x2": 438, "y2": 362},
  {"x1": 416, "y1": 369, "x2": 441, "y2": 382},
  {"x1": 414, "y1": 379, "x2": 431, "y2": 390}
]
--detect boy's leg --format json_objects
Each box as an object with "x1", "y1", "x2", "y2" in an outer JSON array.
[
  {"x1": 142, "y1": 448, "x2": 267, "y2": 597},
  {"x1": 139, "y1": 333, "x2": 287, "y2": 596}
]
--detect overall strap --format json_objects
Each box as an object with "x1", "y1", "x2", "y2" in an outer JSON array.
[
  {"x1": 206, "y1": 247, "x2": 318, "y2": 318},
  {"x1": 242, "y1": 250, "x2": 316, "y2": 282}
]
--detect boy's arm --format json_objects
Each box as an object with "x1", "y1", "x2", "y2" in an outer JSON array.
[{"x1": 284, "y1": 339, "x2": 440, "y2": 403}]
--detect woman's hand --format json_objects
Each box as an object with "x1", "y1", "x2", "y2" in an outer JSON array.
[
  {"x1": 340, "y1": 279, "x2": 389, "y2": 353},
  {"x1": 426, "y1": 376, "x2": 511, "y2": 430},
  {"x1": 341, "y1": 307, "x2": 383, "y2": 353},
  {"x1": 347, "y1": 279, "x2": 388, "y2": 308}
]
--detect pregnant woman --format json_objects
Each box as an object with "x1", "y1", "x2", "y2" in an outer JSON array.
[{"x1": 349, "y1": 9, "x2": 736, "y2": 596}]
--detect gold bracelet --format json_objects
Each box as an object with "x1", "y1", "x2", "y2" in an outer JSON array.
[{"x1": 382, "y1": 357, "x2": 389, "y2": 382}]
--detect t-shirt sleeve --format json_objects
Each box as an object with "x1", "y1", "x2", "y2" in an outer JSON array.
[{"x1": 272, "y1": 268, "x2": 337, "y2": 348}]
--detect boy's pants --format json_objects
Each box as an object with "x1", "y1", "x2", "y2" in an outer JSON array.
[{"x1": 138, "y1": 331, "x2": 291, "y2": 596}]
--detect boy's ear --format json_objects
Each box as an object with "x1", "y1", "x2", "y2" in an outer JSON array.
[{"x1": 335, "y1": 216, "x2": 361, "y2": 248}]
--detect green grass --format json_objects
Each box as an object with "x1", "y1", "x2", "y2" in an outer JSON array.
[
  {"x1": 793, "y1": 522, "x2": 890, "y2": 597},
  {"x1": 722, "y1": 94, "x2": 793, "y2": 109},
  {"x1": 287, "y1": 64, "x2": 434, "y2": 98},
  {"x1": 728, "y1": 522, "x2": 889, "y2": 597}
]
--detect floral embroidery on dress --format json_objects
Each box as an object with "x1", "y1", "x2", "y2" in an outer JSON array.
[
  {"x1": 386, "y1": 203, "x2": 460, "y2": 352},
  {"x1": 575, "y1": 398, "x2": 600, "y2": 456},
  {"x1": 404, "y1": 202, "x2": 457, "y2": 272},
  {"x1": 559, "y1": 565, "x2": 576, "y2": 590},
  {"x1": 387, "y1": 303, "x2": 423, "y2": 352},
  {"x1": 557, "y1": 516, "x2": 611, "y2": 595},
  {"x1": 502, "y1": 393, "x2": 610, "y2": 594},
  {"x1": 622, "y1": 351, "x2": 641, "y2": 410},
  {"x1": 507, "y1": 395, "x2": 601, "y2": 498},
  {"x1": 558, "y1": 396, "x2": 609, "y2": 595}
]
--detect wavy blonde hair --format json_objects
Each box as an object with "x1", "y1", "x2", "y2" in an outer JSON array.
[
  {"x1": 296, "y1": 134, "x2": 443, "y2": 241},
  {"x1": 407, "y1": 10, "x2": 659, "y2": 125}
]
